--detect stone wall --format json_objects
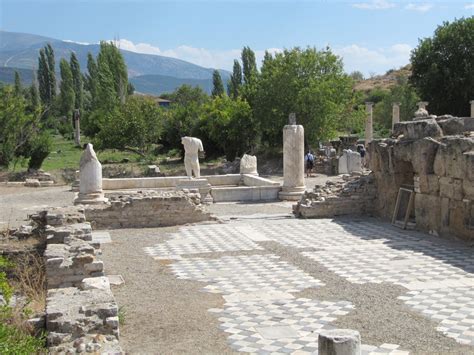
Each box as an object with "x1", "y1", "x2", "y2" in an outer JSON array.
[
  {"x1": 368, "y1": 117, "x2": 474, "y2": 240},
  {"x1": 294, "y1": 174, "x2": 377, "y2": 218},
  {"x1": 31, "y1": 207, "x2": 122, "y2": 353},
  {"x1": 85, "y1": 190, "x2": 215, "y2": 229}
]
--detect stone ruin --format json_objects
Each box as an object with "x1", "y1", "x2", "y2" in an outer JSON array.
[{"x1": 295, "y1": 111, "x2": 474, "y2": 241}]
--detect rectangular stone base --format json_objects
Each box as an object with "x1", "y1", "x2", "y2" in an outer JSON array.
[{"x1": 176, "y1": 178, "x2": 213, "y2": 203}]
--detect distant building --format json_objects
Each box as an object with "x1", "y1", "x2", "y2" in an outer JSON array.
[{"x1": 155, "y1": 98, "x2": 171, "y2": 108}]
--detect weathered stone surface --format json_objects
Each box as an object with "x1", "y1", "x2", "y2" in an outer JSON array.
[
  {"x1": 240, "y1": 154, "x2": 258, "y2": 175},
  {"x1": 318, "y1": 329, "x2": 361, "y2": 355},
  {"x1": 25, "y1": 178, "x2": 41, "y2": 187},
  {"x1": 434, "y1": 137, "x2": 474, "y2": 178},
  {"x1": 75, "y1": 144, "x2": 108, "y2": 205},
  {"x1": 393, "y1": 119, "x2": 443, "y2": 140},
  {"x1": 438, "y1": 117, "x2": 466, "y2": 135},
  {"x1": 415, "y1": 194, "x2": 441, "y2": 234},
  {"x1": 85, "y1": 190, "x2": 214, "y2": 229}
]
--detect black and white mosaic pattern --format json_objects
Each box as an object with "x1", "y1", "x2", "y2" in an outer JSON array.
[
  {"x1": 209, "y1": 298, "x2": 407, "y2": 355},
  {"x1": 171, "y1": 254, "x2": 324, "y2": 295},
  {"x1": 400, "y1": 287, "x2": 474, "y2": 345},
  {"x1": 144, "y1": 224, "x2": 263, "y2": 259}
]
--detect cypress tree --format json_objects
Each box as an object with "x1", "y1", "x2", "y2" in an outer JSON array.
[
  {"x1": 70, "y1": 52, "x2": 83, "y2": 111},
  {"x1": 212, "y1": 70, "x2": 225, "y2": 97},
  {"x1": 37, "y1": 48, "x2": 49, "y2": 105},
  {"x1": 45, "y1": 44, "x2": 56, "y2": 100},
  {"x1": 14, "y1": 71, "x2": 22, "y2": 96},
  {"x1": 59, "y1": 58, "x2": 75, "y2": 117},
  {"x1": 86, "y1": 52, "x2": 98, "y2": 108}
]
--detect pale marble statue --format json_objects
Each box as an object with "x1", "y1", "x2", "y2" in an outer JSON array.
[
  {"x1": 181, "y1": 136, "x2": 204, "y2": 178},
  {"x1": 74, "y1": 143, "x2": 107, "y2": 205}
]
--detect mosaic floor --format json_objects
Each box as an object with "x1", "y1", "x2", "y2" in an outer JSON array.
[{"x1": 144, "y1": 218, "x2": 474, "y2": 354}]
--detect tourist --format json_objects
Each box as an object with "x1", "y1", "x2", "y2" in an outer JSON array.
[
  {"x1": 304, "y1": 150, "x2": 314, "y2": 177},
  {"x1": 357, "y1": 144, "x2": 366, "y2": 168}
]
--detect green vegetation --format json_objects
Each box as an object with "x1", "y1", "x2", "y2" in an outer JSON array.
[
  {"x1": 410, "y1": 17, "x2": 474, "y2": 117},
  {"x1": 0, "y1": 256, "x2": 45, "y2": 355}
]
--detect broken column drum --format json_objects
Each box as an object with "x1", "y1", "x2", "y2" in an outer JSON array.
[
  {"x1": 392, "y1": 102, "x2": 401, "y2": 130},
  {"x1": 279, "y1": 114, "x2": 305, "y2": 201}
]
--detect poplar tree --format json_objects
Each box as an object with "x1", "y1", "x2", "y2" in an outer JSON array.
[
  {"x1": 241, "y1": 46, "x2": 258, "y2": 85},
  {"x1": 37, "y1": 43, "x2": 56, "y2": 106},
  {"x1": 211, "y1": 70, "x2": 225, "y2": 97},
  {"x1": 45, "y1": 44, "x2": 56, "y2": 100},
  {"x1": 70, "y1": 52, "x2": 83, "y2": 111},
  {"x1": 85, "y1": 52, "x2": 98, "y2": 107},
  {"x1": 228, "y1": 60, "x2": 242, "y2": 99},
  {"x1": 59, "y1": 58, "x2": 75, "y2": 117}
]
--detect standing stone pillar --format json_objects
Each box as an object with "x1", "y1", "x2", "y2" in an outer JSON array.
[
  {"x1": 365, "y1": 102, "x2": 373, "y2": 146},
  {"x1": 417, "y1": 101, "x2": 429, "y2": 111},
  {"x1": 319, "y1": 329, "x2": 361, "y2": 355},
  {"x1": 392, "y1": 102, "x2": 401, "y2": 130},
  {"x1": 74, "y1": 144, "x2": 108, "y2": 205},
  {"x1": 279, "y1": 113, "x2": 305, "y2": 201},
  {"x1": 470, "y1": 100, "x2": 474, "y2": 118},
  {"x1": 73, "y1": 110, "x2": 81, "y2": 147}
]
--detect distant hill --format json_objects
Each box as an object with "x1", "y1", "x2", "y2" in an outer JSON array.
[
  {"x1": 354, "y1": 65, "x2": 412, "y2": 92},
  {"x1": 130, "y1": 74, "x2": 216, "y2": 95},
  {"x1": 0, "y1": 30, "x2": 230, "y2": 92},
  {"x1": 0, "y1": 67, "x2": 35, "y2": 86}
]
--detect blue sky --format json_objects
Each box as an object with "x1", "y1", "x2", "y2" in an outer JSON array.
[{"x1": 1, "y1": 0, "x2": 473, "y2": 75}]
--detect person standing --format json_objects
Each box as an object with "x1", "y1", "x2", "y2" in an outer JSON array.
[{"x1": 304, "y1": 150, "x2": 314, "y2": 177}]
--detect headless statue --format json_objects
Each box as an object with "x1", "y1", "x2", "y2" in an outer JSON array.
[{"x1": 181, "y1": 136, "x2": 204, "y2": 178}]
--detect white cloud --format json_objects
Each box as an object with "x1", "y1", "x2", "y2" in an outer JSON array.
[
  {"x1": 63, "y1": 39, "x2": 91, "y2": 46},
  {"x1": 352, "y1": 0, "x2": 396, "y2": 10},
  {"x1": 405, "y1": 3, "x2": 433, "y2": 12},
  {"x1": 465, "y1": 3, "x2": 474, "y2": 9},
  {"x1": 334, "y1": 43, "x2": 412, "y2": 76}
]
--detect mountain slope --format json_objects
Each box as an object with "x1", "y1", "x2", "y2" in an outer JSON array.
[
  {"x1": 0, "y1": 30, "x2": 230, "y2": 82},
  {"x1": 130, "y1": 74, "x2": 215, "y2": 95}
]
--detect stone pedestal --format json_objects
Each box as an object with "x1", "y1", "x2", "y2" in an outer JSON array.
[
  {"x1": 176, "y1": 178, "x2": 213, "y2": 204},
  {"x1": 279, "y1": 121, "x2": 305, "y2": 201},
  {"x1": 392, "y1": 102, "x2": 401, "y2": 130},
  {"x1": 74, "y1": 144, "x2": 108, "y2": 205},
  {"x1": 71, "y1": 170, "x2": 80, "y2": 192},
  {"x1": 318, "y1": 329, "x2": 361, "y2": 355},
  {"x1": 240, "y1": 154, "x2": 258, "y2": 175},
  {"x1": 470, "y1": 100, "x2": 474, "y2": 118},
  {"x1": 365, "y1": 102, "x2": 373, "y2": 145}
]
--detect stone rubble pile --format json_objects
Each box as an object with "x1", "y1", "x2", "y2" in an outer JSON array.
[
  {"x1": 294, "y1": 173, "x2": 376, "y2": 218},
  {"x1": 30, "y1": 207, "x2": 123, "y2": 354},
  {"x1": 85, "y1": 190, "x2": 215, "y2": 229}
]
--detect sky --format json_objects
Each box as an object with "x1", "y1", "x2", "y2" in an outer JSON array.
[{"x1": 1, "y1": 0, "x2": 473, "y2": 75}]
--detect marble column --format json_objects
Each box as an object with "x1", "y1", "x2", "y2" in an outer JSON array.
[
  {"x1": 392, "y1": 102, "x2": 401, "y2": 130},
  {"x1": 365, "y1": 102, "x2": 374, "y2": 145},
  {"x1": 279, "y1": 113, "x2": 305, "y2": 201},
  {"x1": 319, "y1": 329, "x2": 361, "y2": 355},
  {"x1": 73, "y1": 110, "x2": 81, "y2": 147},
  {"x1": 74, "y1": 143, "x2": 108, "y2": 205},
  {"x1": 470, "y1": 100, "x2": 474, "y2": 118}
]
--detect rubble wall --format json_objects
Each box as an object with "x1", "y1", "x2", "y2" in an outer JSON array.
[
  {"x1": 84, "y1": 190, "x2": 215, "y2": 229},
  {"x1": 31, "y1": 208, "x2": 122, "y2": 353},
  {"x1": 368, "y1": 128, "x2": 473, "y2": 240}
]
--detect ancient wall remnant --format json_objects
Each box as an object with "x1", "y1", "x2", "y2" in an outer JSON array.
[
  {"x1": 294, "y1": 173, "x2": 376, "y2": 218},
  {"x1": 368, "y1": 116, "x2": 474, "y2": 240},
  {"x1": 85, "y1": 190, "x2": 215, "y2": 229}
]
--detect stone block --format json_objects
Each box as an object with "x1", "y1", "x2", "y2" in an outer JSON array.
[
  {"x1": 318, "y1": 329, "x2": 361, "y2": 355},
  {"x1": 439, "y1": 177, "x2": 463, "y2": 200},
  {"x1": 434, "y1": 137, "x2": 474, "y2": 179},
  {"x1": 438, "y1": 117, "x2": 466, "y2": 135},
  {"x1": 240, "y1": 154, "x2": 258, "y2": 175},
  {"x1": 393, "y1": 119, "x2": 443, "y2": 140}
]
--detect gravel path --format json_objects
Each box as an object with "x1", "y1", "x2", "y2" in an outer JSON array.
[{"x1": 0, "y1": 185, "x2": 74, "y2": 228}]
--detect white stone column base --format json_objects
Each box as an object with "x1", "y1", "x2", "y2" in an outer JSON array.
[
  {"x1": 74, "y1": 192, "x2": 109, "y2": 205},
  {"x1": 279, "y1": 186, "x2": 305, "y2": 201},
  {"x1": 176, "y1": 178, "x2": 213, "y2": 204}
]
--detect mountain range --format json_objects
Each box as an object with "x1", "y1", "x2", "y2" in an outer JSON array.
[{"x1": 0, "y1": 30, "x2": 231, "y2": 95}]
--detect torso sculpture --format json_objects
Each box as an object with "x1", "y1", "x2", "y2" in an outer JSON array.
[{"x1": 181, "y1": 136, "x2": 204, "y2": 178}]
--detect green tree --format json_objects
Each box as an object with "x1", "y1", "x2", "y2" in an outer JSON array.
[
  {"x1": 13, "y1": 71, "x2": 21, "y2": 97},
  {"x1": 255, "y1": 47, "x2": 358, "y2": 146},
  {"x1": 211, "y1": 70, "x2": 225, "y2": 97},
  {"x1": 0, "y1": 86, "x2": 51, "y2": 169},
  {"x1": 70, "y1": 52, "x2": 83, "y2": 111},
  {"x1": 97, "y1": 41, "x2": 128, "y2": 105},
  {"x1": 85, "y1": 52, "x2": 98, "y2": 107},
  {"x1": 227, "y1": 60, "x2": 242, "y2": 99},
  {"x1": 242, "y1": 46, "x2": 258, "y2": 85},
  {"x1": 95, "y1": 96, "x2": 164, "y2": 154},
  {"x1": 59, "y1": 58, "x2": 75, "y2": 117},
  {"x1": 410, "y1": 17, "x2": 474, "y2": 116}
]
